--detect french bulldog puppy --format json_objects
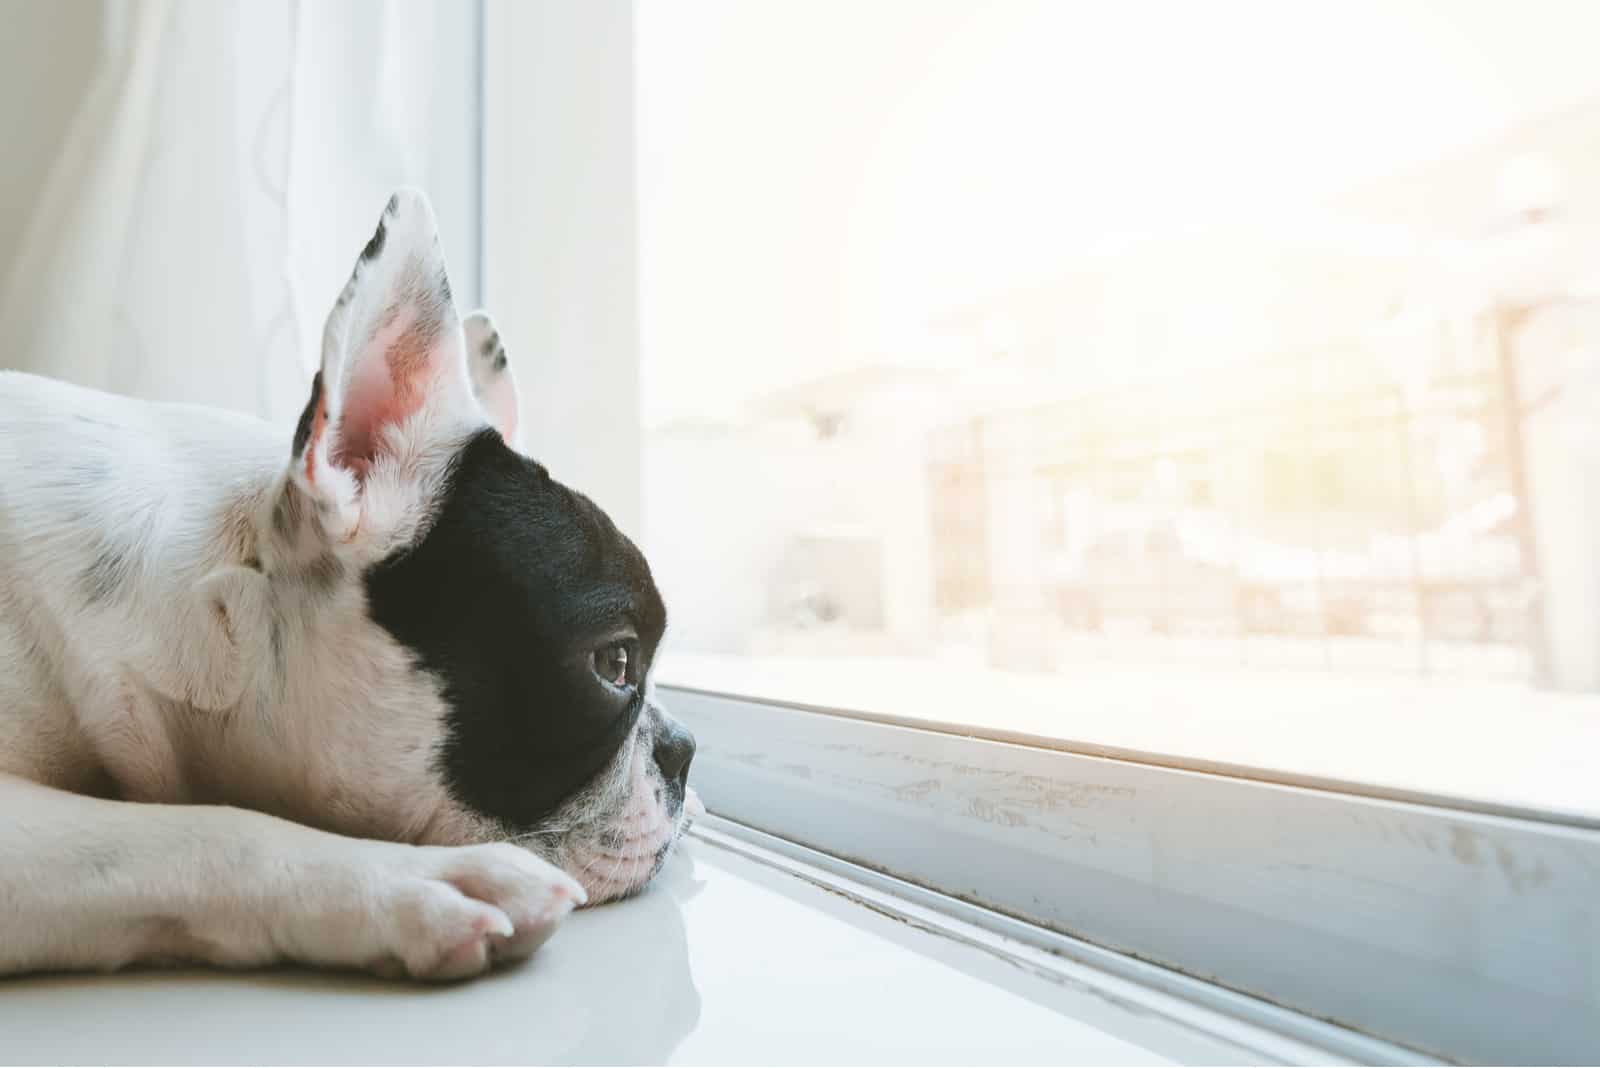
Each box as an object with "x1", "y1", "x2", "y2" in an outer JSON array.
[{"x1": 0, "y1": 189, "x2": 698, "y2": 980}]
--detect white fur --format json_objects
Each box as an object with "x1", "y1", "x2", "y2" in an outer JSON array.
[{"x1": 0, "y1": 190, "x2": 692, "y2": 980}]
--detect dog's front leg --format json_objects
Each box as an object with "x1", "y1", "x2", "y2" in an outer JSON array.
[{"x1": 0, "y1": 775, "x2": 585, "y2": 979}]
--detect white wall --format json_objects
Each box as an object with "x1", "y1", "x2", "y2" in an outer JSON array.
[{"x1": 483, "y1": 0, "x2": 643, "y2": 538}]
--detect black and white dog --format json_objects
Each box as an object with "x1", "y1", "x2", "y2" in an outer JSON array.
[{"x1": 0, "y1": 190, "x2": 699, "y2": 980}]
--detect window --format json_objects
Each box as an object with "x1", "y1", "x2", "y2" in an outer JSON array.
[
  {"x1": 488, "y1": 2, "x2": 1600, "y2": 1061},
  {"x1": 634, "y1": 0, "x2": 1600, "y2": 821}
]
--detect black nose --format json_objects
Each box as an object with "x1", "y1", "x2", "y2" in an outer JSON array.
[{"x1": 653, "y1": 718, "x2": 696, "y2": 789}]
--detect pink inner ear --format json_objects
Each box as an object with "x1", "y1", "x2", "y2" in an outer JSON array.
[
  {"x1": 484, "y1": 383, "x2": 518, "y2": 443},
  {"x1": 335, "y1": 307, "x2": 436, "y2": 474}
]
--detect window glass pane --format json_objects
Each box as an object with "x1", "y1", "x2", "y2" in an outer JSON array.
[{"x1": 636, "y1": 0, "x2": 1600, "y2": 820}]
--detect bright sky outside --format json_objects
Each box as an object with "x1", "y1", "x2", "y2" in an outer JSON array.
[{"x1": 636, "y1": 0, "x2": 1600, "y2": 423}]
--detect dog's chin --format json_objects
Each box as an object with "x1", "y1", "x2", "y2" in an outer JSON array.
[{"x1": 563, "y1": 785, "x2": 703, "y2": 905}]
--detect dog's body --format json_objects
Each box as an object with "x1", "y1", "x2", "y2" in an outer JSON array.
[{"x1": 0, "y1": 190, "x2": 695, "y2": 980}]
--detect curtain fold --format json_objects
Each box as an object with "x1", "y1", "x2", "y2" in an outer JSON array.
[{"x1": 0, "y1": 0, "x2": 478, "y2": 424}]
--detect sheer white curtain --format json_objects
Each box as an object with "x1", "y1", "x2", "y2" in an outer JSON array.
[{"x1": 0, "y1": 0, "x2": 480, "y2": 423}]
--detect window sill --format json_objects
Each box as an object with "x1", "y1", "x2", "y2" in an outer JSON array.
[
  {"x1": 658, "y1": 650, "x2": 1600, "y2": 825},
  {"x1": 661, "y1": 680, "x2": 1600, "y2": 1063},
  {"x1": 0, "y1": 828, "x2": 1406, "y2": 1065}
]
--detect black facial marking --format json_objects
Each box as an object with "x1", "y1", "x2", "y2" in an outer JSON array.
[
  {"x1": 365, "y1": 431, "x2": 668, "y2": 829},
  {"x1": 291, "y1": 372, "x2": 323, "y2": 458},
  {"x1": 385, "y1": 192, "x2": 400, "y2": 216}
]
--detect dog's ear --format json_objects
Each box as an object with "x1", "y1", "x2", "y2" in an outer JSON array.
[
  {"x1": 463, "y1": 310, "x2": 521, "y2": 449},
  {"x1": 290, "y1": 189, "x2": 484, "y2": 526}
]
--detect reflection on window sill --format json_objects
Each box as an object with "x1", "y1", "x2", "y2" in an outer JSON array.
[{"x1": 0, "y1": 832, "x2": 1354, "y2": 1065}]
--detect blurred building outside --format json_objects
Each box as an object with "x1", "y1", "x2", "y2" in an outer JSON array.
[{"x1": 645, "y1": 100, "x2": 1600, "y2": 694}]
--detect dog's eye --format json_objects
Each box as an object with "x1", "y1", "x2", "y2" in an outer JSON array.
[{"x1": 593, "y1": 642, "x2": 630, "y2": 688}]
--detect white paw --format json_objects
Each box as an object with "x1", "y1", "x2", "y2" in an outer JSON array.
[{"x1": 361, "y1": 842, "x2": 586, "y2": 981}]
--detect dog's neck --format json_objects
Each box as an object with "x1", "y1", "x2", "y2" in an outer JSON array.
[{"x1": 127, "y1": 419, "x2": 488, "y2": 845}]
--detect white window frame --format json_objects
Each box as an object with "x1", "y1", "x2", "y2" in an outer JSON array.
[
  {"x1": 483, "y1": 5, "x2": 1600, "y2": 1062},
  {"x1": 665, "y1": 684, "x2": 1598, "y2": 1064}
]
